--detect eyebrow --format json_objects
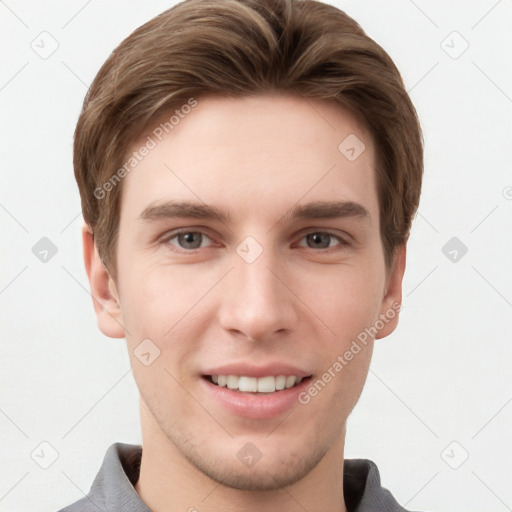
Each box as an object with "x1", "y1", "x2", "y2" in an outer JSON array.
[
  {"x1": 139, "y1": 199, "x2": 370, "y2": 223},
  {"x1": 286, "y1": 200, "x2": 370, "y2": 222}
]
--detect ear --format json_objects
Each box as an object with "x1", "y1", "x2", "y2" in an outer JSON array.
[
  {"x1": 375, "y1": 243, "x2": 406, "y2": 340},
  {"x1": 82, "y1": 224, "x2": 126, "y2": 339}
]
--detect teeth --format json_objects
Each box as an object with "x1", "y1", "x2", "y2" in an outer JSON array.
[
  {"x1": 275, "y1": 375, "x2": 286, "y2": 390},
  {"x1": 227, "y1": 375, "x2": 239, "y2": 390},
  {"x1": 239, "y1": 376, "x2": 258, "y2": 392},
  {"x1": 285, "y1": 376, "x2": 297, "y2": 388},
  {"x1": 210, "y1": 374, "x2": 307, "y2": 392},
  {"x1": 257, "y1": 376, "x2": 275, "y2": 392}
]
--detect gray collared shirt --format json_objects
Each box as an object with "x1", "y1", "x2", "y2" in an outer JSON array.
[{"x1": 56, "y1": 443, "x2": 415, "y2": 512}]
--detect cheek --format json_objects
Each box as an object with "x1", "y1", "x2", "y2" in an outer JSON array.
[
  {"x1": 295, "y1": 261, "x2": 383, "y2": 343},
  {"x1": 119, "y1": 259, "x2": 214, "y2": 338},
  {"x1": 331, "y1": 342, "x2": 373, "y2": 417},
  {"x1": 302, "y1": 333, "x2": 374, "y2": 422},
  {"x1": 120, "y1": 270, "x2": 198, "y2": 392},
  {"x1": 119, "y1": 262, "x2": 217, "y2": 396},
  {"x1": 304, "y1": 263, "x2": 380, "y2": 414}
]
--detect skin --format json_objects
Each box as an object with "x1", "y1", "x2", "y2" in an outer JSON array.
[{"x1": 83, "y1": 93, "x2": 406, "y2": 512}]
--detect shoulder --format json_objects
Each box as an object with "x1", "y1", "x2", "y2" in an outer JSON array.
[
  {"x1": 344, "y1": 458, "x2": 422, "y2": 512},
  {"x1": 54, "y1": 443, "x2": 145, "y2": 512},
  {"x1": 55, "y1": 496, "x2": 94, "y2": 512}
]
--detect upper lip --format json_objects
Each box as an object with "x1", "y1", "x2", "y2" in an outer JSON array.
[{"x1": 202, "y1": 363, "x2": 312, "y2": 379}]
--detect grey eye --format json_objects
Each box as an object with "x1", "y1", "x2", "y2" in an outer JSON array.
[
  {"x1": 177, "y1": 232, "x2": 203, "y2": 249},
  {"x1": 303, "y1": 232, "x2": 341, "y2": 249}
]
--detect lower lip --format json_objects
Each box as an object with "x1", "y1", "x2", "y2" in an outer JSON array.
[{"x1": 200, "y1": 376, "x2": 312, "y2": 419}]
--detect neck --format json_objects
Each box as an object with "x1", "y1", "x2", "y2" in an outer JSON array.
[{"x1": 134, "y1": 398, "x2": 347, "y2": 512}]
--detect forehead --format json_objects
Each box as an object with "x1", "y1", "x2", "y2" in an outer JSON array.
[{"x1": 119, "y1": 93, "x2": 377, "y2": 224}]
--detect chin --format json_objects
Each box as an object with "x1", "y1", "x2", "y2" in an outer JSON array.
[
  {"x1": 199, "y1": 460, "x2": 314, "y2": 491},
  {"x1": 179, "y1": 440, "x2": 328, "y2": 492}
]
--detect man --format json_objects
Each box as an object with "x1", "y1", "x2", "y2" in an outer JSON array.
[{"x1": 60, "y1": 0, "x2": 423, "y2": 510}]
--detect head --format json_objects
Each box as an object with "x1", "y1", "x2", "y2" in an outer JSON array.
[{"x1": 77, "y1": 0, "x2": 423, "y2": 492}]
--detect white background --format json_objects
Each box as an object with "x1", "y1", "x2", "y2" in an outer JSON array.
[{"x1": 1, "y1": 1, "x2": 511, "y2": 511}]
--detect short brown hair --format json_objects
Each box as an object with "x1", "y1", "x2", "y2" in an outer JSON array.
[{"x1": 74, "y1": 0, "x2": 423, "y2": 279}]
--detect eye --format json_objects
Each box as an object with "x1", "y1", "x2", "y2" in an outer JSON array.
[
  {"x1": 165, "y1": 230, "x2": 214, "y2": 251},
  {"x1": 297, "y1": 232, "x2": 347, "y2": 250},
  {"x1": 161, "y1": 229, "x2": 349, "y2": 253}
]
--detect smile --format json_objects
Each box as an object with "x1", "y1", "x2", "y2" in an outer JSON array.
[
  {"x1": 206, "y1": 374, "x2": 310, "y2": 393},
  {"x1": 201, "y1": 374, "x2": 313, "y2": 419}
]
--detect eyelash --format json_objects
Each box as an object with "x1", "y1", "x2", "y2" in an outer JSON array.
[{"x1": 161, "y1": 229, "x2": 350, "y2": 253}]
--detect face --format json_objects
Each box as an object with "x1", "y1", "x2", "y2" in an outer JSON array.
[{"x1": 86, "y1": 93, "x2": 405, "y2": 491}]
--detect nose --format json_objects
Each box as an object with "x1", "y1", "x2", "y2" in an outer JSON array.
[{"x1": 217, "y1": 246, "x2": 299, "y2": 342}]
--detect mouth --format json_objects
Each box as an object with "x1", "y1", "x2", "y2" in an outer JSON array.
[
  {"x1": 202, "y1": 374, "x2": 313, "y2": 394},
  {"x1": 200, "y1": 364, "x2": 314, "y2": 418}
]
